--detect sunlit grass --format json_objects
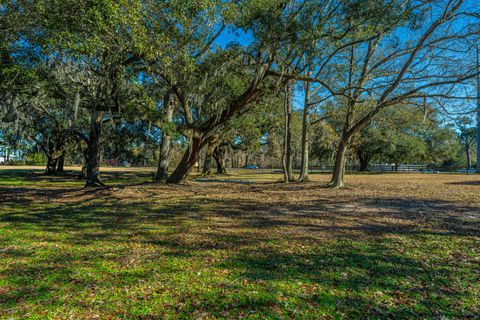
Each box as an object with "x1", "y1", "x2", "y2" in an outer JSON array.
[{"x1": 0, "y1": 168, "x2": 479, "y2": 319}]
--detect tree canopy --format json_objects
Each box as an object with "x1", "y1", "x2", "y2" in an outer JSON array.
[{"x1": 1, "y1": 0, "x2": 478, "y2": 186}]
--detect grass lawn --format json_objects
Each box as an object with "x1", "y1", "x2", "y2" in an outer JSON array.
[{"x1": 0, "y1": 168, "x2": 479, "y2": 319}]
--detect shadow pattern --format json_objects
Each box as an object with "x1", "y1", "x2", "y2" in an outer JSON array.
[{"x1": 0, "y1": 172, "x2": 479, "y2": 319}]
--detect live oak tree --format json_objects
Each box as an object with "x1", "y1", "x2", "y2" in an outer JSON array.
[
  {"x1": 263, "y1": 1, "x2": 347, "y2": 182},
  {"x1": 129, "y1": 0, "x2": 225, "y2": 182},
  {"x1": 2, "y1": 0, "x2": 479, "y2": 189},
  {"x1": 0, "y1": 1, "x2": 43, "y2": 158},
  {"x1": 305, "y1": 0, "x2": 478, "y2": 187},
  {"x1": 421, "y1": 125, "x2": 462, "y2": 166},
  {"x1": 331, "y1": 0, "x2": 479, "y2": 187},
  {"x1": 354, "y1": 104, "x2": 431, "y2": 171},
  {"x1": 265, "y1": 0, "x2": 406, "y2": 183},
  {"x1": 32, "y1": 0, "x2": 149, "y2": 186},
  {"x1": 146, "y1": 0, "x2": 352, "y2": 183},
  {"x1": 204, "y1": 90, "x2": 282, "y2": 174},
  {"x1": 24, "y1": 61, "x2": 81, "y2": 174},
  {"x1": 142, "y1": 1, "x2": 279, "y2": 183},
  {"x1": 0, "y1": 8, "x2": 79, "y2": 174},
  {"x1": 1, "y1": 57, "x2": 96, "y2": 174}
]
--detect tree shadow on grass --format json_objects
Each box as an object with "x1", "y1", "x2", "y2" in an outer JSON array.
[
  {"x1": 0, "y1": 169, "x2": 154, "y2": 188},
  {"x1": 446, "y1": 180, "x2": 480, "y2": 186},
  {"x1": 220, "y1": 244, "x2": 478, "y2": 318},
  {"x1": 0, "y1": 183, "x2": 479, "y2": 318},
  {"x1": 0, "y1": 169, "x2": 80, "y2": 183},
  {"x1": 1, "y1": 184, "x2": 479, "y2": 243}
]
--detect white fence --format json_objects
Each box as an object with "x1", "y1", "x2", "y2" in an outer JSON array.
[{"x1": 367, "y1": 164, "x2": 427, "y2": 172}]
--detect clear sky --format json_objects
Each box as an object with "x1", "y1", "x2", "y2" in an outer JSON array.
[{"x1": 214, "y1": 27, "x2": 253, "y2": 49}]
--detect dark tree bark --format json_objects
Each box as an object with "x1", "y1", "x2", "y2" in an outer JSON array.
[
  {"x1": 57, "y1": 153, "x2": 65, "y2": 172},
  {"x1": 36, "y1": 134, "x2": 65, "y2": 175},
  {"x1": 282, "y1": 82, "x2": 294, "y2": 183},
  {"x1": 80, "y1": 165, "x2": 87, "y2": 179},
  {"x1": 166, "y1": 63, "x2": 269, "y2": 183},
  {"x1": 167, "y1": 133, "x2": 207, "y2": 184},
  {"x1": 202, "y1": 139, "x2": 216, "y2": 175},
  {"x1": 85, "y1": 110, "x2": 104, "y2": 187},
  {"x1": 213, "y1": 143, "x2": 228, "y2": 174},
  {"x1": 477, "y1": 42, "x2": 480, "y2": 173},
  {"x1": 155, "y1": 91, "x2": 176, "y2": 182},
  {"x1": 46, "y1": 157, "x2": 58, "y2": 174},
  {"x1": 357, "y1": 150, "x2": 370, "y2": 172}
]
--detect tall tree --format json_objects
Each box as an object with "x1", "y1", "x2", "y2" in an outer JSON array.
[
  {"x1": 476, "y1": 42, "x2": 480, "y2": 172},
  {"x1": 157, "y1": 0, "x2": 345, "y2": 183},
  {"x1": 282, "y1": 82, "x2": 294, "y2": 182},
  {"x1": 33, "y1": 0, "x2": 149, "y2": 186},
  {"x1": 457, "y1": 118, "x2": 477, "y2": 170},
  {"x1": 269, "y1": 0, "x2": 478, "y2": 187}
]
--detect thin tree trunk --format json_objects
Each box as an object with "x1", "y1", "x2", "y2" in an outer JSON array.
[
  {"x1": 167, "y1": 133, "x2": 206, "y2": 184},
  {"x1": 476, "y1": 43, "x2": 480, "y2": 172},
  {"x1": 12, "y1": 146, "x2": 17, "y2": 163},
  {"x1": 155, "y1": 92, "x2": 175, "y2": 182},
  {"x1": 466, "y1": 143, "x2": 471, "y2": 173},
  {"x1": 85, "y1": 110, "x2": 104, "y2": 187},
  {"x1": 245, "y1": 153, "x2": 250, "y2": 167},
  {"x1": 282, "y1": 121, "x2": 289, "y2": 182},
  {"x1": 299, "y1": 82, "x2": 311, "y2": 182},
  {"x1": 282, "y1": 82, "x2": 294, "y2": 182}
]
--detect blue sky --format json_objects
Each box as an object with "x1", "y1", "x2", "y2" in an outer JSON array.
[{"x1": 214, "y1": 26, "x2": 253, "y2": 49}]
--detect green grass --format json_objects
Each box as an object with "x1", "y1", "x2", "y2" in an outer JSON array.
[{"x1": 0, "y1": 169, "x2": 479, "y2": 319}]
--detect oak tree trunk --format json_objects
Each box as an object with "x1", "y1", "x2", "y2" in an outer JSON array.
[
  {"x1": 85, "y1": 111, "x2": 104, "y2": 187},
  {"x1": 331, "y1": 137, "x2": 350, "y2": 188},
  {"x1": 213, "y1": 144, "x2": 228, "y2": 174},
  {"x1": 42, "y1": 140, "x2": 65, "y2": 175},
  {"x1": 46, "y1": 157, "x2": 58, "y2": 174},
  {"x1": 167, "y1": 133, "x2": 206, "y2": 184},
  {"x1": 358, "y1": 151, "x2": 370, "y2": 172},
  {"x1": 155, "y1": 134, "x2": 172, "y2": 181},
  {"x1": 155, "y1": 92, "x2": 176, "y2": 182},
  {"x1": 57, "y1": 153, "x2": 65, "y2": 172},
  {"x1": 202, "y1": 140, "x2": 216, "y2": 175},
  {"x1": 245, "y1": 153, "x2": 250, "y2": 167}
]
